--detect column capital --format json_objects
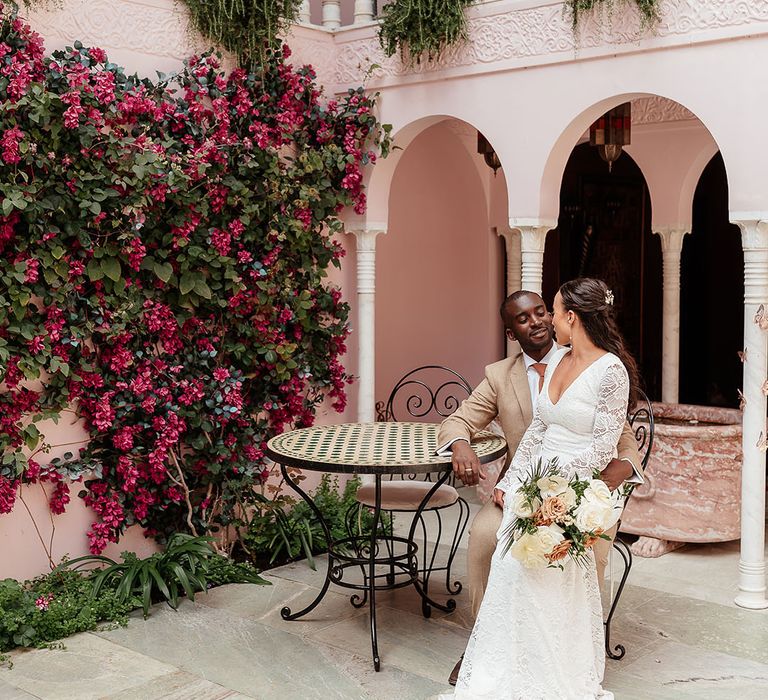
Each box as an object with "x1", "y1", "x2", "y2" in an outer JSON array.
[
  {"x1": 654, "y1": 227, "x2": 690, "y2": 254},
  {"x1": 349, "y1": 228, "x2": 386, "y2": 252},
  {"x1": 509, "y1": 218, "x2": 556, "y2": 254},
  {"x1": 731, "y1": 217, "x2": 768, "y2": 250}
]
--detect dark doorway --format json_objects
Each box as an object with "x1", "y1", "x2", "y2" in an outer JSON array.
[
  {"x1": 543, "y1": 142, "x2": 663, "y2": 399},
  {"x1": 679, "y1": 153, "x2": 743, "y2": 408}
]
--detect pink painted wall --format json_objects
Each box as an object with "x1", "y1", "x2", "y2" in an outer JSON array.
[{"x1": 375, "y1": 122, "x2": 504, "y2": 398}]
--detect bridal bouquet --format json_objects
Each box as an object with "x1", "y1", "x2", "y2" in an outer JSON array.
[{"x1": 501, "y1": 458, "x2": 623, "y2": 570}]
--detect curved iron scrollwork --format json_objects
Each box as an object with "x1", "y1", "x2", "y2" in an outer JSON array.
[
  {"x1": 379, "y1": 366, "x2": 472, "y2": 422},
  {"x1": 628, "y1": 389, "x2": 654, "y2": 472}
]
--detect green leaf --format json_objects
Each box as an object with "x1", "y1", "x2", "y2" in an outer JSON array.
[
  {"x1": 87, "y1": 259, "x2": 104, "y2": 281},
  {"x1": 194, "y1": 279, "x2": 212, "y2": 299},
  {"x1": 179, "y1": 273, "x2": 196, "y2": 295},
  {"x1": 154, "y1": 262, "x2": 173, "y2": 283},
  {"x1": 101, "y1": 257, "x2": 121, "y2": 282}
]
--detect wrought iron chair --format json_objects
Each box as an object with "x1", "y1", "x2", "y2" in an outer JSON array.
[
  {"x1": 604, "y1": 388, "x2": 655, "y2": 660},
  {"x1": 351, "y1": 365, "x2": 472, "y2": 617}
]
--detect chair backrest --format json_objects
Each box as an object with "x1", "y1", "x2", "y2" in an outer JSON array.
[
  {"x1": 628, "y1": 388, "x2": 655, "y2": 471},
  {"x1": 376, "y1": 365, "x2": 473, "y2": 423}
]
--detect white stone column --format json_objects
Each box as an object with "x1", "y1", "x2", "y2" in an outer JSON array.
[
  {"x1": 654, "y1": 227, "x2": 690, "y2": 404},
  {"x1": 509, "y1": 218, "x2": 555, "y2": 297},
  {"x1": 298, "y1": 0, "x2": 311, "y2": 24},
  {"x1": 733, "y1": 217, "x2": 768, "y2": 610},
  {"x1": 321, "y1": 0, "x2": 341, "y2": 28},
  {"x1": 496, "y1": 226, "x2": 522, "y2": 357},
  {"x1": 353, "y1": 0, "x2": 375, "y2": 24},
  {"x1": 352, "y1": 229, "x2": 384, "y2": 423}
]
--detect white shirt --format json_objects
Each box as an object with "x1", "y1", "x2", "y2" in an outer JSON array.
[{"x1": 523, "y1": 343, "x2": 562, "y2": 405}]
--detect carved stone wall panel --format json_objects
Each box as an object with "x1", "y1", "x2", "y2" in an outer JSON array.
[
  {"x1": 333, "y1": 0, "x2": 768, "y2": 86},
  {"x1": 632, "y1": 96, "x2": 698, "y2": 124},
  {"x1": 23, "y1": 0, "x2": 207, "y2": 61}
]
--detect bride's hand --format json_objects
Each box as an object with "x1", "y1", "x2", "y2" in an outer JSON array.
[{"x1": 492, "y1": 488, "x2": 505, "y2": 508}]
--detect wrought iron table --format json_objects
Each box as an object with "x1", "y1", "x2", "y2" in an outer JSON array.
[{"x1": 265, "y1": 421, "x2": 507, "y2": 671}]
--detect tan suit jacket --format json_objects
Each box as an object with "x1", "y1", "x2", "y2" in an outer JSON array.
[{"x1": 437, "y1": 348, "x2": 641, "y2": 476}]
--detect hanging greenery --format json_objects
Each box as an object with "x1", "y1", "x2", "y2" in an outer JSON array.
[
  {"x1": 566, "y1": 0, "x2": 662, "y2": 30},
  {"x1": 378, "y1": 0, "x2": 476, "y2": 64},
  {"x1": 181, "y1": 0, "x2": 303, "y2": 66},
  {"x1": 18, "y1": 1, "x2": 302, "y2": 66}
]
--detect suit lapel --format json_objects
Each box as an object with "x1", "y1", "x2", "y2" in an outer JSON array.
[{"x1": 510, "y1": 352, "x2": 533, "y2": 426}]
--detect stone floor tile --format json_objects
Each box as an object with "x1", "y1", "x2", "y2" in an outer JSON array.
[
  {"x1": 312, "y1": 640, "x2": 448, "y2": 700},
  {"x1": 195, "y1": 578, "x2": 366, "y2": 637},
  {"x1": 307, "y1": 603, "x2": 470, "y2": 684},
  {"x1": 628, "y1": 589, "x2": 768, "y2": 664},
  {"x1": 96, "y1": 602, "x2": 365, "y2": 700},
  {"x1": 101, "y1": 670, "x2": 247, "y2": 699},
  {"x1": 3, "y1": 633, "x2": 176, "y2": 700},
  {"x1": 615, "y1": 640, "x2": 768, "y2": 695},
  {"x1": 0, "y1": 678, "x2": 40, "y2": 700}
]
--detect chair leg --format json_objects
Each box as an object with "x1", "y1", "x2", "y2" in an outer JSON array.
[
  {"x1": 445, "y1": 497, "x2": 470, "y2": 595},
  {"x1": 604, "y1": 537, "x2": 632, "y2": 660}
]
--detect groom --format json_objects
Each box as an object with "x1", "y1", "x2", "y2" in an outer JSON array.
[{"x1": 437, "y1": 290, "x2": 642, "y2": 686}]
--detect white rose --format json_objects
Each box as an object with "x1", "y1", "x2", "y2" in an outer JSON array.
[
  {"x1": 508, "y1": 531, "x2": 549, "y2": 569},
  {"x1": 560, "y1": 486, "x2": 578, "y2": 509},
  {"x1": 583, "y1": 479, "x2": 613, "y2": 506},
  {"x1": 536, "y1": 475, "x2": 571, "y2": 499},
  {"x1": 536, "y1": 524, "x2": 565, "y2": 553},
  {"x1": 510, "y1": 491, "x2": 541, "y2": 519},
  {"x1": 574, "y1": 501, "x2": 612, "y2": 533}
]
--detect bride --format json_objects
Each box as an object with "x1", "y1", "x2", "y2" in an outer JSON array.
[{"x1": 442, "y1": 277, "x2": 641, "y2": 700}]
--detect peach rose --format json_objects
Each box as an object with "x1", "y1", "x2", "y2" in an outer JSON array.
[
  {"x1": 533, "y1": 508, "x2": 552, "y2": 527},
  {"x1": 547, "y1": 539, "x2": 572, "y2": 562},
  {"x1": 539, "y1": 496, "x2": 569, "y2": 524},
  {"x1": 583, "y1": 529, "x2": 605, "y2": 549}
]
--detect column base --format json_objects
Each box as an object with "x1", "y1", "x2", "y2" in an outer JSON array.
[{"x1": 734, "y1": 560, "x2": 768, "y2": 609}]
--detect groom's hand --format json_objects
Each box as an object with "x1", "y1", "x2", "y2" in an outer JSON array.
[
  {"x1": 451, "y1": 441, "x2": 485, "y2": 486},
  {"x1": 601, "y1": 458, "x2": 633, "y2": 491}
]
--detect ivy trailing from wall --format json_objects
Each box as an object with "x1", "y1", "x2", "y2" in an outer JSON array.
[
  {"x1": 18, "y1": 0, "x2": 302, "y2": 66},
  {"x1": 566, "y1": 0, "x2": 662, "y2": 30},
  {"x1": 182, "y1": 0, "x2": 303, "y2": 66},
  {"x1": 378, "y1": 0, "x2": 476, "y2": 64}
]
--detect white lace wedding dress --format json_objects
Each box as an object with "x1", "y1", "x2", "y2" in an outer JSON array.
[{"x1": 440, "y1": 348, "x2": 629, "y2": 700}]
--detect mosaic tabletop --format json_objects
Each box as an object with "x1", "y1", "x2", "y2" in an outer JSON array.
[{"x1": 266, "y1": 422, "x2": 507, "y2": 475}]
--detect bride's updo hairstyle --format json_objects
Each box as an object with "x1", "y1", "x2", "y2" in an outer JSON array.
[{"x1": 558, "y1": 277, "x2": 641, "y2": 407}]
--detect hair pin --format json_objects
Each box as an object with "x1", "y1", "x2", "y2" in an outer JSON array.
[{"x1": 604, "y1": 289, "x2": 614, "y2": 306}]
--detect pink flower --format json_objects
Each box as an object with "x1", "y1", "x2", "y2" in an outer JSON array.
[
  {"x1": 35, "y1": 593, "x2": 54, "y2": 611},
  {"x1": 213, "y1": 368, "x2": 230, "y2": 382},
  {"x1": 0, "y1": 126, "x2": 23, "y2": 164}
]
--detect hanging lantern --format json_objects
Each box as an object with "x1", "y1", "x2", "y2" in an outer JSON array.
[
  {"x1": 589, "y1": 102, "x2": 631, "y2": 173},
  {"x1": 477, "y1": 131, "x2": 501, "y2": 176}
]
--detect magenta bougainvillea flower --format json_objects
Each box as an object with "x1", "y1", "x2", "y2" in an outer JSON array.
[{"x1": 0, "y1": 3, "x2": 390, "y2": 552}]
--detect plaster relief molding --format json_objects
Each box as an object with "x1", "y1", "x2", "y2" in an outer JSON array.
[
  {"x1": 284, "y1": 27, "x2": 338, "y2": 88},
  {"x1": 333, "y1": 0, "x2": 768, "y2": 86},
  {"x1": 24, "y1": 0, "x2": 207, "y2": 60},
  {"x1": 632, "y1": 96, "x2": 697, "y2": 125}
]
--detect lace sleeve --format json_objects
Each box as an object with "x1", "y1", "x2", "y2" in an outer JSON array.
[
  {"x1": 561, "y1": 361, "x2": 630, "y2": 480},
  {"x1": 496, "y1": 407, "x2": 547, "y2": 494}
]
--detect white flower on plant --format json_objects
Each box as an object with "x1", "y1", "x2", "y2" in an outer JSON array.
[{"x1": 510, "y1": 490, "x2": 541, "y2": 519}]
